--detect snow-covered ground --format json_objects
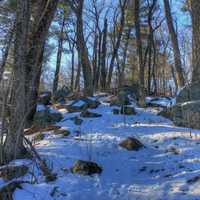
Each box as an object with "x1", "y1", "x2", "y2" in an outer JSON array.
[{"x1": 3, "y1": 101, "x2": 200, "y2": 200}]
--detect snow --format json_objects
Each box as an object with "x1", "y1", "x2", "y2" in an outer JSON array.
[
  {"x1": 145, "y1": 96, "x2": 176, "y2": 107},
  {"x1": 2, "y1": 99, "x2": 200, "y2": 200}
]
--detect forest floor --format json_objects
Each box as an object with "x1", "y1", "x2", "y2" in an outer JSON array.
[{"x1": 3, "y1": 96, "x2": 200, "y2": 200}]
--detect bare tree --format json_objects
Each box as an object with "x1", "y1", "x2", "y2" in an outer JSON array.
[
  {"x1": 53, "y1": 12, "x2": 66, "y2": 94},
  {"x1": 163, "y1": 0, "x2": 185, "y2": 87},
  {"x1": 107, "y1": 0, "x2": 128, "y2": 89},
  {"x1": 69, "y1": 0, "x2": 93, "y2": 96}
]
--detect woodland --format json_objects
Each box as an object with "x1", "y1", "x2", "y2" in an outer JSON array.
[{"x1": 0, "y1": 0, "x2": 200, "y2": 199}]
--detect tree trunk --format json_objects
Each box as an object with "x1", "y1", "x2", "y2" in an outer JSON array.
[
  {"x1": 107, "y1": 0, "x2": 127, "y2": 89},
  {"x1": 4, "y1": 0, "x2": 30, "y2": 162},
  {"x1": 134, "y1": 0, "x2": 145, "y2": 103},
  {"x1": 100, "y1": 18, "x2": 108, "y2": 91},
  {"x1": 191, "y1": 0, "x2": 200, "y2": 83},
  {"x1": 25, "y1": 0, "x2": 58, "y2": 126},
  {"x1": 53, "y1": 15, "x2": 65, "y2": 94},
  {"x1": 74, "y1": 0, "x2": 93, "y2": 96},
  {"x1": 163, "y1": 0, "x2": 185, "y2": 87},
  {"x1": 70, "y1": 44, "x2": 75, "y2": 91},
  {"x1": 75, "y1": 53, "x2": 81, "y2": 92}
]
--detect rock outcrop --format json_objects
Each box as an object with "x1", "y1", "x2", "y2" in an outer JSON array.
[{"x1": 71, "y1": 160, "x2": 102, "y2": 175}]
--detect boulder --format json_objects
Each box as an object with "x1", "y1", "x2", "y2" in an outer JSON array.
[
  {"x1": 176, "y1": 82, "x2": 200, "y2": 103},
  {"x1": 38, "y1": 91, "x2": 52, "y2": 105},
  {"x1": 109, "y1": 96, "x2": 122, "y2": 107},
  {"x1": 71, "y1": 160, "x2": 102, "y2": 175},
  {"x1": 119, "y1": 137, "x2": 144, "y2": 151},
  {"x1": 34, "y1": 109, "x2": 63, "y2": 127},
  {"x1": 120, "y1": 106, "x2": 136, "y2": 115},
  {"x1": 172, "y1": 101, "x2": 200, "y2": 129},
  {"x1": 0, "y1": 165, "x2": 28, "y2": 181},
  {"x1": 80, "y1": 110, "x2": 102, "y2": 118},
  {"x1": 67, "y1": 97, "x2": 100, "y2": 113},
  {"x1": 119, "y1": 84, "x2": 139, "y2": 101},
  {"x1": 53, "y1": 86, "x2": 71, "y2": 103}
]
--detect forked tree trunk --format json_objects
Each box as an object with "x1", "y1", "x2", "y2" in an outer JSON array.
[
  {"x1": 74, "y1": 0, "x2": 93, "y2": 96},
  {"x1": 163, "y1": 0, "x2": 185, "y2": 87},
  {"x1": 25, "y1": 0, "x2": 58, "y2": 125},
  {"x1": 107, "y1": 0, "x2": 127, "y2": 89}
]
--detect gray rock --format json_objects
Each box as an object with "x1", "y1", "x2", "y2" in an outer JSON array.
[
  {"x1": 71, "y1": 160, "x2": 102, "y2": 175},
  {"x1": 176, "y1": 81, "x2": 200, "y2": 103},
  {"x1": 172, "y1": 101, "x2": 200, "y2": 129},
  {"x1": 34, "y1": 109, "x2": 63, "y2": 127},
  {"x1": 120, "y1": 106, "x2": 136, "y2": 115},
  {"x1": 67, "y1": 97, "x2": 100, "y2": 113},
  {"x1": 80, "y1": 110, "x2": 102, "y2": 118},
  {"x1": 119, "y1": 137, "x2": 144, "y2": 151},
  {"x1": 53, "y1": 86, "x2": 71, "y2": 103}
]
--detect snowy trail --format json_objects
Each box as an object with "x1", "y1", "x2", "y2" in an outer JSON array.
[{"x1": 11, "y1": 104, "x2": 200, "y2": 200}]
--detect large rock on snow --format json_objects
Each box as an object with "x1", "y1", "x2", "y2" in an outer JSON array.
[
  {"x1": 168, "y1": 81, "x2": 200, "y2": 129},
  {"x1": 53, "y1": 86, "x2": 71, "y2": 103},
  {"x1": 119, "y1": 137, "x2": 144, "y2": 151},
  {"x1": 0, "y1": 165, "x2": 28, "y2": 181},
  {"x1": 38, "y1": 91, "x2": 52, "y2": 105},
  {"x1": 176, "y1": 82, "x2": 200, "y2": 103},
  {"x1": 71, "y1": 160, "x2": 102, "y2": 175},
  {"x1": 80, "y1": 110, "x2": 102, "y2": 118},
  {"x1": 119, "y1": 84, "x2": 139, "y2": 101},
  {"x1": 109, "y1": 85, "x2": 138, "y2": 107},
  {"x1": 112, "y1": 106, "x2": 136, "y2": 115},
  {"x1": 172, "y1": 100, "x2": 200, "y2": 129},
  {"x1": 34, "y1": 109, "x2": 63, "y2": 127},
  {"x1": 120, "y1": 106, "x2": 136, "y2": 115},
  {"x1": 66, "y1": 97, "x2": 100, "y2": 113}
]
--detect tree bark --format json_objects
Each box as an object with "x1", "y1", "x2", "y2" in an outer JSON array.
[
  {"x1": 53, "y1": 14, "x2": 66, "y2": 94},
  {"x1": 163, "y1": 0, "x2": 185, "y2": 87},
  {"x1": 107, "y1": 0, "x2": 127, "y2": 89},
  {"x1": 134, "y1": 0, "x2": 145, "y2": 103},
  {"x1": 100, "y1": 18, "x2": 108, "y2": 91},
  {"x1": 4, "y1": 0, "x2": 30, "y2": 162},
  {"x1": 25, "y1": 0, "x2": 58, "y2": 126},
  {"x1": 191, "y1": 0, "x2": 200, "y2": 83},
  {"x1": 73, "y1": 0, "x2": 93, "y2": 96}
]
